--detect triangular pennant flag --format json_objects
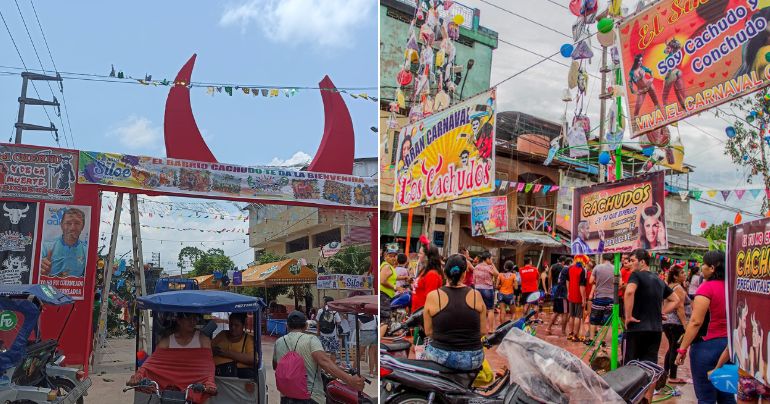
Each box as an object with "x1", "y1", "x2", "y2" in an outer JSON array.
[
  {"x1": 509, "y1": 182, "x2": 517, "y2": 190},
  {"x1": 242, "y1": 87, "x2": 250, "y2": 95},
  {"x1": 517, "y1": 183, "x2": 525, "y2": 192},
  {"x1": 251, "y1": 88, "x2": 259, "y2": 96},
  {"x1": 735, "y1": 190, "x2": 746, "y2": 200},
  {"x1": 206, "y1": 87, "x2": 215, "y2": 96},
  {"x1": 679, "y1": 190, "x2": 689, "y2": 201},
  {"x1": 691, "y1": 190, "x2": 702, "y2": 200},
  {"x1": 533, "y1": 184, "x2": 543, "y2": 193},
  {"x1": 706, "y1": 190, "x2": 717, "y2": 198},
  {"x1": 261, "y1": 89, "x2": 268, "y2": 97},
  {"x1": 350, "y1": 93, "x2": 359, "y2": 99},
  {"x1": 551, "y1": 185, "x2": 560, "y2": 192},
  {"x1": 750, "y1": 189, "x2": 762, "y2": 199},
  {"x1": 224, "y1": 86, "x2": 233, "y2": 96},
  {"x1": 542, "y1": 185, "x2": 552, "y2": 194},
  {"x1": 500, "y1": 181, "x2": 508, "y2": 190},
  {"x1": 525, "y1": 183, "x2": 534, "y2": 193},
  {"x1": 721, "y1": 190, "x2": 731, "y2": 201},
  {"x1": 269, "y1": 89, "x2": 280, "y2": 97},
  {"x1": 358, "y1": 93, "x2": 369, "y2": 100}
]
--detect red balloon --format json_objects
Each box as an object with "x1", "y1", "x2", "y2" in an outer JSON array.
[
  {"x1": 700, "y1": 220, "x2": 707, "y2": 229},
  {"x1": 397, "y1": 69, "x2": 413, "y2": 86},
  {"x1": 137, "y1": 350, "x2": 147, "y2": 361}
]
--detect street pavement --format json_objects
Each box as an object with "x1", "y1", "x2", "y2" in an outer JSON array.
[{"x1": 87, "y1": 336, "x2": 378, "y2": 403}]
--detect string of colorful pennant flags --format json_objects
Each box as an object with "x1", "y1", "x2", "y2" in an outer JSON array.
[
  {"x1": 664, "y1": 185, "x2": 770, "y2": 202},
  {"x1": 495, "y1": 180, "x2": 560, "y2": 194},
  {"x1": 108, "y1": 65, "x2": 377, "y2": 103}
]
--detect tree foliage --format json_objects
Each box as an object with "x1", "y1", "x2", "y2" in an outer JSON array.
[
  {"x1": 701, "y1": 221, "x2": 730, "y2": 242},
  {"x1": 189, "y1": 248, "x2": 235, "y2": 277},
  {"x1": 722, "y1": 94, "x2": 770, "y2": 213},
  {"x1": 324, "y1": 245, "x2": 371, "y2": 275}
]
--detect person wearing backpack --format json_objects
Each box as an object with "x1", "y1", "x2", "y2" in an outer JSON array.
[
  {"x1": 316, "y1": 296, "x2": 342, "y2": 362},
  {"x1": 274, "y1": 311, "x2": 364, "y2": 403}
]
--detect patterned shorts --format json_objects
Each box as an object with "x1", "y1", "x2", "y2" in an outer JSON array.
[
  {"x1": 319, "y1": 335, "x2": 340, "y2": 353},
  {"x1": 424, "y1": 344, "x2": 484, "y2": 371},
  {"x1": 739, "y1": 376, "x2": 770, "y2": 401}
]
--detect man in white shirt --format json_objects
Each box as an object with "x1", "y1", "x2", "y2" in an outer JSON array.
[{"x1": 316, "y1": 296, "x2": 342, "y2": 362}]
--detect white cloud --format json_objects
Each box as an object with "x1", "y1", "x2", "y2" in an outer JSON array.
[
  {"x1": 108, "y1": 115, "x2": 162, "y2": 151},
  {"x1": 268, "y1": 151, "x2": 313, "y2": 166},
  {"x1": 219, "y1": 0, "x2": 373, "y2": 48}
]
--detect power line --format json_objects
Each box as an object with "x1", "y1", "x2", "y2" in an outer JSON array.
[
  {"x1": 13, "y1": 0, "x2": 68, "y2": 147},
  {"x1": 28, "y1": 0, "x2": 75, "y2": 148},
  {"x1": 0, "y1": 6, "x2": 58, "y2": 146}
]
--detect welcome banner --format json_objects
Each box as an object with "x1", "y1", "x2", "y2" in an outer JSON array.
[
  {"x1": 392, "y1": 90, "x2": 496, "y2": 211},
  {"x1": 470, "y1": 196, "x2": 508, "y2": 236},
  {"x1": 77, "y1": 151, "x2": 377, "y2": 209},
  {"x1": 618, "y1": 0, "x2": 770, "y2": 137},
  {"x1": 571, "y1": 172, "x2": 667, "y2": 254},
  {"x1": 727, "y1": 217, "x2": 770, "y2": 384}
]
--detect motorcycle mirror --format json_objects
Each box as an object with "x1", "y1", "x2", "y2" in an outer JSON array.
[{"x1": 404, "y1": 308, "x2": 424, "y2": 328}]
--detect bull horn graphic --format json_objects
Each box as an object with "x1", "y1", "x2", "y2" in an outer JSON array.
[
  {"x1": 19, "y1": 205, "x2": 28, "y2": 213},
  {"x1": 2, "y1": 204, "x2": 8, "y2": 213},
  {"x1": 641, "y1": 203, "x2": 662, "y2": 221}
]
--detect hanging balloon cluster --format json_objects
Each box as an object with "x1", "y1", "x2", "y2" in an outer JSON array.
[
  {"x1": 724, "y1": 89, "x2": 770, "y2": 166},
  {"x1": 387, "y1": 0, "x2": 465, "y2": 131}
]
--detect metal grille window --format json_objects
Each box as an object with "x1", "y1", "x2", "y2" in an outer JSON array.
[
  {"x1": 286, "y1": 236, "x2": 309, "y2": 253},
  {"x1": 313, "y1": 228, "x2": 341, "y2": 248}
]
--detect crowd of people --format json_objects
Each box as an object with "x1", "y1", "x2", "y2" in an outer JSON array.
[{"x1": 380, "y1": 239, "x2": 756, "y2": 403}]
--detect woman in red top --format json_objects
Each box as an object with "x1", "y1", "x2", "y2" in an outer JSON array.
[{"x1": 412, "y1": 243, "x2": 444, "y2": 312}]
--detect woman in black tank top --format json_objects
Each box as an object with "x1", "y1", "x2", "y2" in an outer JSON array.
[{"x1": 422, "y1": 255, "x2": 486, "y2": 371}]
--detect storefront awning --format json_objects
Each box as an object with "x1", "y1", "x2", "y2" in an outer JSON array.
[
  {"x1": 240, "y1": 259, "x2": 317, "y2": 287},
  {"x1": 667, "y1": 228, "x2": 710, "y2": 250},
  {"x1": 192, "y1": 274, "x2": 220, "y2": 290},
  {"x1": 485, "y1": 231, "x2": 566, "y2": 247}
]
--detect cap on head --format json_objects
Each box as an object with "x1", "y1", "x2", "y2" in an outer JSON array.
[
  {"x1": 385, "y1": 243, "x2": 399, "y2": 254},
  {"x1": 287, "y1": 311, "x2": 307, "y2": 329}
]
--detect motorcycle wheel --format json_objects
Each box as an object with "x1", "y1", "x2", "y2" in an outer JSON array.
[
  {"x1": 390, "y1": 393, "x2": 429, "y2": 404},
  {"x1": 51, "y1": 378, "x2": 84, "y2": 404}
]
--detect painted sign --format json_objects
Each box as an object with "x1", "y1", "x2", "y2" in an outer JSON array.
[
  {"x1": 470, "y1": 196, "x2": 508, "y2": 236},
  {"x1": 316, "y1": 274, "x2": 373, "y2": 290},
  {"x1": 320, "y1": 242, "x2": 342, "y2": 258},
  {"x1": 0, "y1": 201, "x2": 37, "y2": 285},
  {"x1": 393, "y1": 90, "x2": 496, "y2": 211},
  {"x1": 618, "y1": 1, "x2": 770, "y2": 137},
  {"x1": 571, "y1": 172, "x2": 667, "y2": 254},
  {"x1": 38, "y1": 204, "x2": 91, "y2": 300},
  {"x1": 727, "y1": 217, "x2": 770, "y2": 384},
  {"x1": 0, "y1": 311, "x2": 18, "y2": 331},
  {"x1": 0, "y1": 144, "x2": 77, "y2": 201},
  {"x1": 77, "y1": 151, "x2": 377, "y2": 209}
]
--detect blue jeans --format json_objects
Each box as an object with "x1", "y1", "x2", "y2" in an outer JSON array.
[
  {"x1": 690, "y1": 337, "x2": 736, "y2": 404},
  {"x1": 424, "y1": 344, "x2": 484, "y2": 371}
]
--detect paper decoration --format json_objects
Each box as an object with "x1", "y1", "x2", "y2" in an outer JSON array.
[{"x1": 735, "y1": 190, "x2": 746, "y2": 200}]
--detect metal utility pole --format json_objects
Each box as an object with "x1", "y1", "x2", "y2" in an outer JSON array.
[
  {"x1": 14, "y1": 72, "x2": 62, "y2": 144},
  {"x1": 129, "y1": 194, "x2": 153, "y2": 352},
  {"x1": 598, "y1": 47, "x2": 611, "y2": 183},
  {"x1": 93, "y1": 193, "x2": 123, "y2": 372}
]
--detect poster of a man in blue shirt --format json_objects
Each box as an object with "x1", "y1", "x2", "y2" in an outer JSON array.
[{"x1": 40, "y1": 206, "x2": 89, "y2": 279}]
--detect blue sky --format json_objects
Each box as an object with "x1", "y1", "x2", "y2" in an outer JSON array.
[{"x1": 0, "y1": 0, "x2": 377, "y2": 269}]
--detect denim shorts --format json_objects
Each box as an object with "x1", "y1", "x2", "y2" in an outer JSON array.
[
  {"x1": 424, "y1": 344, "x2": 484, "y2": 371},
  {"x1": 497, "y1": 293, "x2": 515, "y2": 306},
  {"x1": 477, "y1": 288, "x2": 495, "y2": 309}
]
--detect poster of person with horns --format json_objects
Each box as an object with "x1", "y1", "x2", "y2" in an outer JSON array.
[{"x1": 571, "y1": 172, "x2": 667, "y2": 254}]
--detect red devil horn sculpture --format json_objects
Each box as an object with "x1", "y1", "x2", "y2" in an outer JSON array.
[{"x1": 163, "y1": 56, "x2": 355, "y2": 175}]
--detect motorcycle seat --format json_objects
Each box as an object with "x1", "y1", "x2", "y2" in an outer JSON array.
[
  {"x1": 601, "y1": 364, "x2": 649, "y2": 401},
  {"x1": 380, "y1": 340, "x2": 411, "y2": 352},
  {"x1": 396, "y1": 358, "x2": 481, "y2": 388}
]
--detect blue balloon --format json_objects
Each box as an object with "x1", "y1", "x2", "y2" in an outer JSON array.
[
  {"x1": 598, "y1": 151, "x2": 611, "y2": 165},
  {"x1": 560, "y1": 43, "x2": 574, "y2": 58},
  {"x1": 751, "y1": 110, "x2": 758, "y2": 117},
  {"x1": 709, "y1": 364, "x2": 738, "y2": 394},
  {"x1": 726, "y1": 126, "x2": 737, "y2": 138},
  {"x1": 642, "y1": 147, "x2": 655, "y2": 157}
]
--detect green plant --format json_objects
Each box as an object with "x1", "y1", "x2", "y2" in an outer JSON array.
[{"x1": 324, "y1": 245, "x2": 371, "y2": 275}]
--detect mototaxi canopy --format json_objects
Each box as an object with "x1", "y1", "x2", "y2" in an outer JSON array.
[
  {"x1": 0, "y1": 284, "x2": 74, "y2": 306},
  {"x1": 137, "y1": 290, "x2": 266, "y2": 313},
  {"x1": 239, "y1": 259, "x2": 316, "y2": 287},
  {"x1": 326, "y1": 294, "x2": 377, "y2": 315}
]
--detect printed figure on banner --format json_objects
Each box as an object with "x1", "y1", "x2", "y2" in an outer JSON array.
[
  {"x1": 470, "y1": 197, "x2": 508, "y2": 237},
  {"x1": 0, "y1": 201, "x2": 37, "y2": 285},
  {"x1": 38, "y1": 204, "x2": 91, "y2": 300}
]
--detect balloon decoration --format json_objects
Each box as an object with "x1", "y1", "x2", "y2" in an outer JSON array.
[
  {"x1": 700, "y1": 220, "x2": 707, "y2": 229},
  {"x1": 560, "y1": 43, "x2": 574, "y2": 58},
  {"x1": 642, "y1": 146, "x2": 655, "y2": 157},
  {"x1": 453, "y1": 14, "x2": 464, "y2": 25},
  {"x1": 726, "y1": 126, "x2": 737, "y2": 138},
  {"x1": 709, "y1": 364, "x2": 739, "y2": 394},
  {"x1": 397, "y1": 69, "x2": 413, "y2": 86},
  {"x1": 598, "y1": 151, "x2": 611, "y2": 165},
  {"x1": 597, "y1": 18, "x2": 614, "y2": 33}
]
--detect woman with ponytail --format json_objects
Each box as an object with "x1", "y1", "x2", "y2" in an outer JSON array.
[
  {"x1": 411, "y1": 243, "x2": 444, "y2": 312},
  {"x1": 422, "y1": 254, "x2": 486, "y2": 371}
]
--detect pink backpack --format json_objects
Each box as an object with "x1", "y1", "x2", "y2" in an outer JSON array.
[{"x1": 276, "y1": 334, "x2": 313, "y2": 399}]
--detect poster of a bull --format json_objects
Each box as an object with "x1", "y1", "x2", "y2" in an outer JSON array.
[{"x1": 0, "y1": 201, "x2": 38, "y2": 285}]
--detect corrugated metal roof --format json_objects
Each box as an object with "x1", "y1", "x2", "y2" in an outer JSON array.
[
  {"x1": 485, "y1": 231, "x2": 566, "y2": 247},
  {"x1": 667, "y1": 228, "x2": 710, "y2": 249}
]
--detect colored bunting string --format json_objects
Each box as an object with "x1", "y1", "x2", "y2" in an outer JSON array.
[
  {"x1": 99, "y1": 232, "x2": 247, "y2": 245},
  {"x1": 107, "y1": 65, "x2": 377, "y2": 103},
  {"x1": 99, "y1": 220, "x2": 248, "y2": 234},
  {"x1": 665, "y1": 185, "x2": 770, "y2": 202},
  {"x1": 495, "y1": 180, "x2": 560, "y2": 194}
]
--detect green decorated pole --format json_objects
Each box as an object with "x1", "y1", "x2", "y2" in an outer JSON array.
[{"x1": 610, "y1": 55, "x2": 625, "y2": 370}]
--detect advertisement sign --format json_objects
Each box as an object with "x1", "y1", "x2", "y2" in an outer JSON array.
[
  {"x1": 77, "y1": 151, "x2": 377, "y2": 209},
  {"x1": 320, "y1": 241, "x2": 342, "y2": 258},
  {"x1": 392, "y1": 90, "x2": 496, "y2": 211},
  {"x1": 727, "y1": 217, "x2": 770, "y2": 384},
  {"x1": 0, "y1": 144, "x2": 77, "y2": 201},
  {"x1": 571, "y1": 172, "x2": 667, "y2": 254},
  {"x1": 316, "y1": 274, "x2": 373, "y2": 290},
  {"x1": 470, "y1": 196, "x2": 508, "y2": 236},
  {"x1": 0, "y1": 201, "x2": 37, "y2": 284},
  {"x1": 618, "y1": 1, "x2": 770, "y2": 137},
  {"x1": 38, "y1": 204, "x2": 91, "y2": 300}
]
